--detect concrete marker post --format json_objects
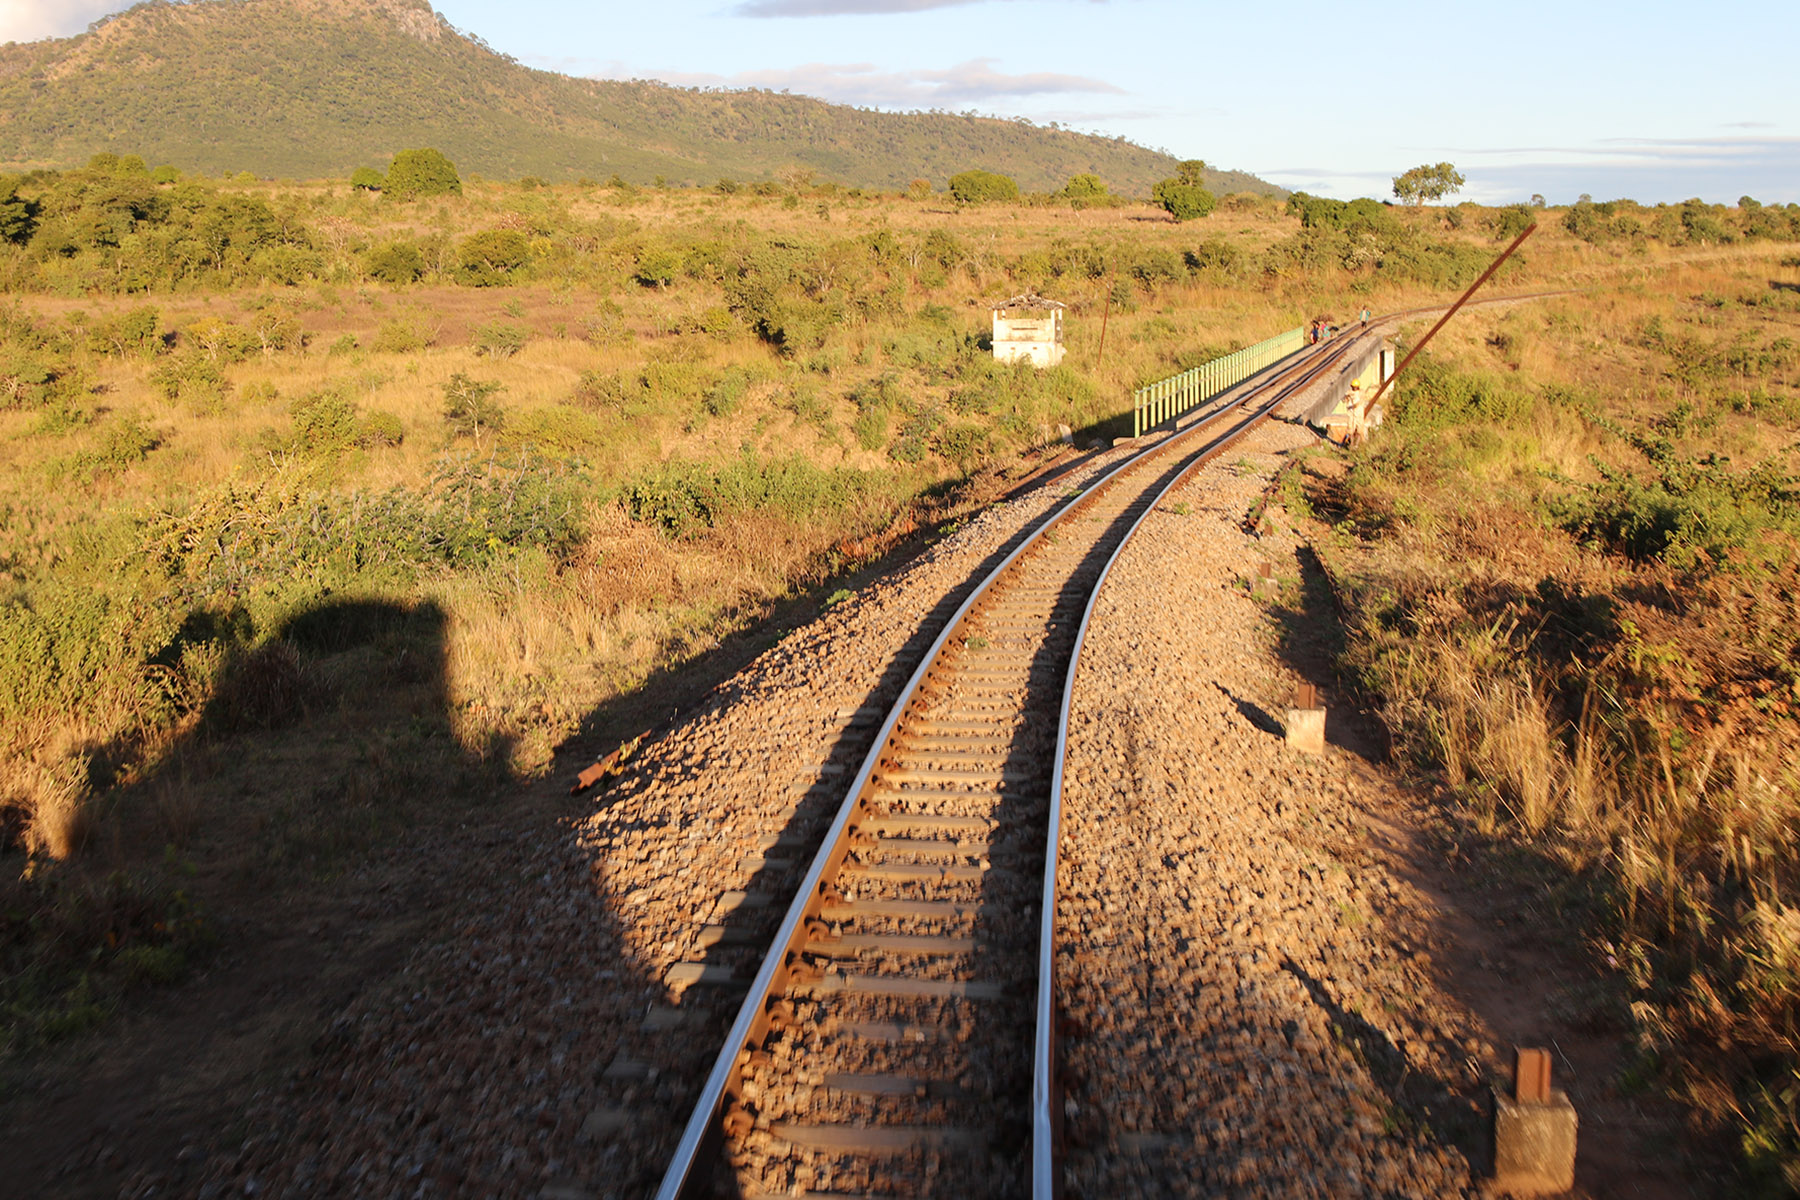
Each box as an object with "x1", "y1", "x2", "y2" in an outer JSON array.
[
  {"x1": 1284, "y1": 683, "x2": 1325, "y2": 754},
  {"x1": 1493, "y1": 1047, "x2": 1577, "y2": 1195}
]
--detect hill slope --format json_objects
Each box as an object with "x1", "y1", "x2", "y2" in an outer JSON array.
[{"x1": 0, "y1": 0, "x2": 1276, "y2": 196}]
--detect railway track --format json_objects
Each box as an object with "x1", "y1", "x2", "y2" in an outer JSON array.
[{"x1": 654, "y1": 327, "x2": 1369, "y2": 1200}]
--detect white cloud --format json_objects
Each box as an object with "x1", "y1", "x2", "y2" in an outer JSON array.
[
  {"x1": 1266, "y1": 136, "x2": 1800, "y2": 206},
  {"x1": 558, "y1": 56, "x2": 1124, "y2": 107},
  {"x1": 0, "y1": 0, "x2": 131, "y2": 43}
]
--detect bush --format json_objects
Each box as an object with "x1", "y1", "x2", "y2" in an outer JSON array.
[
  {"x1": 350, "y1": 167, "x2": 384, "y2": 192},
  {"x1": 457, "y1": 230, "x2": 531, "y2": 286},
  {"x1": 1059, "y1": 174, "x2": 1111, "y2": 210},
  {"x1": 356, "y1": 411, "x2": 404, "y2": 448},
  {"x1": 384, "y1": 149, "x2": 461, "y2": 202},
  {"x1": 441, "y1": 372, "x2": 505, "y2": 443},
  {"x1": 365, "y1": 241, "x2": 425, "y2": 285},
  {"x1": 1152, "y1": 180, "x2": 1215, "y2": 222},
  {"x1": 947, "y1": 170, "x2": 1019, "y2": 204},
  {"x1": 84, "y1": 307, "x2": 161, "y2": 357},
  {"x1": 371, "y1": 316, "x2": 432, "y2": 353},
  {"x1": 473, "y1": 321, "x2": 528, "y2": 359},
  {"x1": 288, "y1": 389, "x2": 359, "y2": 452}
]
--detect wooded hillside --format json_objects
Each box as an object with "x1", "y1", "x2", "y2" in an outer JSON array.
[{"x1": 0, "y1": 0, "x2": 1275, "y2": 196}]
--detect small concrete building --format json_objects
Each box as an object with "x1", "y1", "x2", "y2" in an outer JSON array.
[
  {"x1": 1302, "y1": 338, "x2": 1396, "y2": 444},
  {"x1": 992, "y1": 294, "x2": 1066, "y2": 367}
]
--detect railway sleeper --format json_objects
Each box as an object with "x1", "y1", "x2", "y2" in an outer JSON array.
[
  {"x1": 766, "y1": 1122, "x2": 987, "y2": 1154},
  {"x1": 803, "y1": 933, "x2": 977, "y2": 957},
  {"x1": 797, "y1": 970, "x2": 1006, "y2": 1000}
]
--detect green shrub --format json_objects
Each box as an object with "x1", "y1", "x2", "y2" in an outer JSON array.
[
  {"x1": 288, "y1": 389, "x2": 359, "y2": 452},
  {"x1": 54, "y1": 413, "x2": 160, "y2": 482},
  {"x1": 947, "y1": 170, "x2": 1019, "y2": 204},
  {"x1": 1152, "y1": 180, "x2": 1215, "y2": 222},
  {"x1": 247, "y1": 304, "x2": 303, "y2": 355},
  {"x1": 371, "y1": 316, "x2": 432, "y2": 353},
  {"x1": 634, "y1": 247, "x2": 681, "y2": 289},
  {"x1": 148, "y1": 352, "x2": 227, "y2": 404},
  {"x1": 1060, "y1": 174, "x2": 1111, "y2": 210},
  {"x1": 384, "y1": 148, "x2": 461, "y2": 202},
  {"x1": 356, "y1": 410, "x2": 404, "y2": 448},
  {"x1": 441, "y1": 372, "x2": 505, "y2": 443},
  {"x1": 622, "y1": 454, "x2": 884, "y2": 539},
  {"x1": 473, "y1": 320, "x2": 528, "y2": 359},
  {"x1": 704, "y1": 371, "x2": 748, "y2": 418},
  {"x1": 350, "y1": 167, "x2": 384, "y2": 192},
  {"x1": 502, "y1": 406, "x2": 604, "y2": 453},
  {"x1": 365, "y1": 241, "x2": 425, "y2": 285},
  {"x1": 84, "y1": 306, "x2": 161, "y2": 357},
  {"x1": 580, "y1": 301, "x2": 627, "y2": 345},
  {"x1": 852, "y1": 406, "x2": 888, "y2": 451},
  {"x1": 457, "y1": 230, "x2": 531, "y2": 286}
]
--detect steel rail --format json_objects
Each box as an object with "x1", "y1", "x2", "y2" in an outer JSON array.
[
  {"x1": 654, "y1": 328, "x2": 1367, "y2": 1200},
  {"x1": 1031, "y1": 327, "x2": 1369, "y2": 1199}
]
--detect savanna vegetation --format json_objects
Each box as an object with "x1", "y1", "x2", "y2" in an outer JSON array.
[
  {"x1": 1303, "y1": 232, "x2": 1800, "y2": 1188},
  {"x1": 2, "y1": 137, "x2": 1798, "y2": 1187}
]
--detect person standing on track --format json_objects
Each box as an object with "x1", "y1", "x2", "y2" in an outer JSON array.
[{"x1": 1359, "y1": 307, "x2": 1371, "y2": 326}]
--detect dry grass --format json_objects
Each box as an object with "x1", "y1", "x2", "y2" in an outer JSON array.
[{"x1": 1321, "y1": 239, "x2": 1800, "y2": 1181}]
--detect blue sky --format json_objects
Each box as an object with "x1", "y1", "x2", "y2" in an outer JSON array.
[{"x1": 8, "y1": 0, "x2": 1797, "y2": 203}]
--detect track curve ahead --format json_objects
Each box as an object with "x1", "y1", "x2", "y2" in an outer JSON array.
[{"x1": 655, "y1": 328, "x2": 1369, "y2": 1200}]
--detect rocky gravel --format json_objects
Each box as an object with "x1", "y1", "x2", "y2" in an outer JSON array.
[
  {"x1": 186, "y1": 445, "x2": 1136, "y2": 1200},
  {"x1": 182, "y1": 374, "x2": 1502, "y2": 1199},
  {"x1": 1055, "y1": 417, "x2": 1492, "y2": 1197}
]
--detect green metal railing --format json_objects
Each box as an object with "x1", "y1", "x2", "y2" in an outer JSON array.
[{"x1": 1131, "y1": 326, "x2": 1306, "y2": 437}]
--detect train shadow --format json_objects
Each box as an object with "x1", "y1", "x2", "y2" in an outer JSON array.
[{"x1": 1282, "y1": 958, "x2": 1490, "y2": 1171}]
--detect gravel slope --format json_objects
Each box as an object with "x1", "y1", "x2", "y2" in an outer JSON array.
[
  {"x1": 190, "y1": 447, "x2": 1136, "y2": 1200},
  {"x1": 1056, "y1": 420, "x2": 1491, "y2": 1197},
  {"x1": 186, "y1": 408, "x2": 1504, "y2": 1200}
]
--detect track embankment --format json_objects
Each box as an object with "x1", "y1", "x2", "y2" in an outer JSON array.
[
  {"x1": 195, "y1": 445, "x2": 1140, "y2": 1199},
  {"x1": 1055, "y1": 419, "x2": 1494, "y2": 1195}
]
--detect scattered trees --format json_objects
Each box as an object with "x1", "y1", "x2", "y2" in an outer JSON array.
[
  {"x1": 946, "y1": 169, "x2": 1018, "y2": 204},
  {"x1": 1392, "y1": 162, "x2": 1465, "y2": 206},
  {"x1": 384, "y1": 148, "x2": 461, "y2": 202}
]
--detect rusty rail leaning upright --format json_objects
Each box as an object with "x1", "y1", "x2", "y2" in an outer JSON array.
[{"x1": 1131, "y1": 325, "x2": 1306, "y2": 437}]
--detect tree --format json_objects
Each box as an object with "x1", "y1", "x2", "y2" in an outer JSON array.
[
  {"x1": 1151, "y1": 172, "x2": 1215, "y2": 222},
  {"x1": 350, "y1": 167, "x2": 384, "y2": 192},
  {"x1": 385, "y1": 148, "x2": 461, "y2": 202},
  {"x1": 1530, "y1": 194, "x2": 1546, "y2": 208},
  {"x1": 1060, "y1": 173, "x2": 1110, "y2": 209},
  {"x1": 1174, "y1": 159, "x2": 1207, "y2": 185},
  {"x1": 1391, "y1": 162, "x2": 1465, "y2": 206},
  {"x1": 947, "y1": 169, "x2": 1018, "y2": 204},
  {"x1": 441, "y1": 372, "x2": 504, "y2": 444},
  {"x1": 0, "y1": 177, "x2": 38, "y2": 245}
]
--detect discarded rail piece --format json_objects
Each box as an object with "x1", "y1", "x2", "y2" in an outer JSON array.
[{"x1": 654, "y1": 327, "x2": 1367, "y2": 1200}]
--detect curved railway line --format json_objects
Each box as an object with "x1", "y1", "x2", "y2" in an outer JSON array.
[{"x1": 654, "y1": 326, "x2": 1373, "y2": 1199}]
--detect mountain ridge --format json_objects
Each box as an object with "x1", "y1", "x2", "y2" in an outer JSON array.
[{"x1": 0, "y1": 0, "x2": 1282, "y2": 197}]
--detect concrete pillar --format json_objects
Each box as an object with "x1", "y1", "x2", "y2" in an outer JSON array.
[
  {"x1": 1285, "y1": 684, "x2": 1325, "y2": 754},
  {"x1": 1494, "y1": 1048, "x2": 1577, "y2": 1194}
]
